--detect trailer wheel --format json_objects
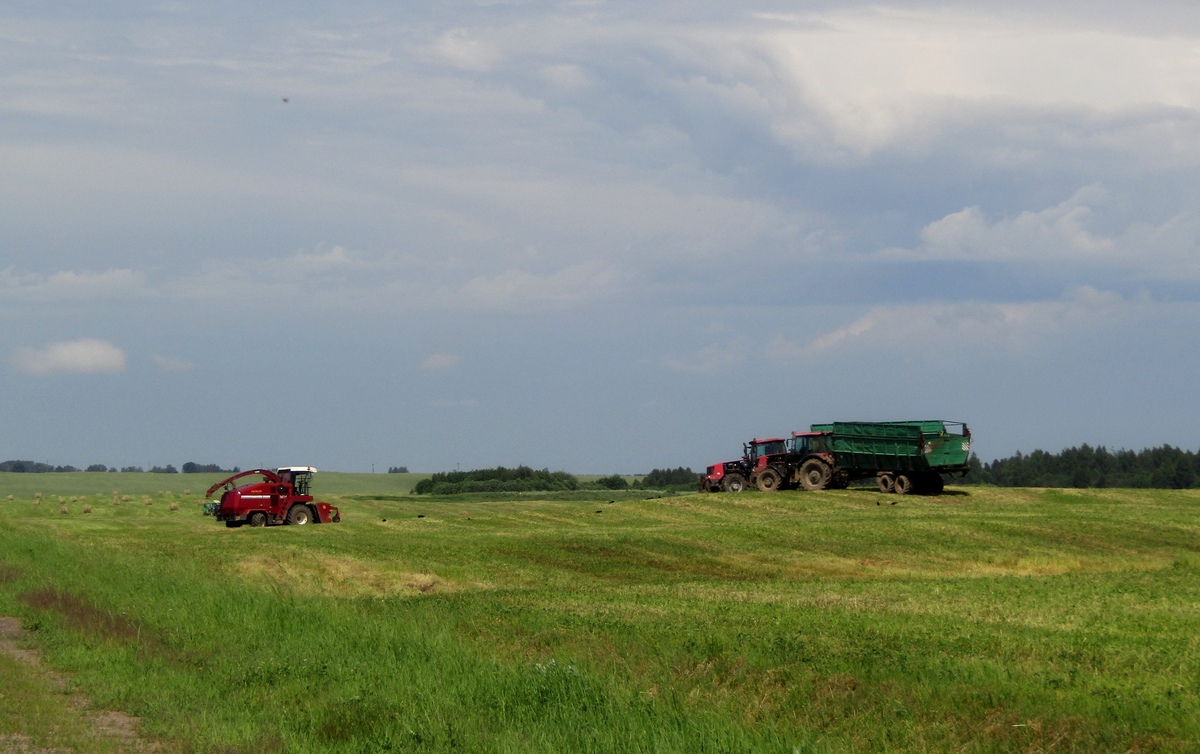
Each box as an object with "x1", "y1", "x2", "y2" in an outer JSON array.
[
  {"x1": 722, "y1": 474, "x2": 747, "y2": 493},
  {"x1": 287, "y1": 505, "x2": 312, "y2": 525},
  {"x1": 248, "y1": 511, "x2": 267, "y2": 527},
  {"x1": 893, "y1": 474, "x2": 913, "y2": 495},
  {"x1": 755, "y1": 468, "x2": 782, "y2": 492},
  {"x1": 877, "y1": 473, "x2": 896, "y2": 493},
  {"x1": 798, "y1": 459, "x2": 830, "y2": 491}
]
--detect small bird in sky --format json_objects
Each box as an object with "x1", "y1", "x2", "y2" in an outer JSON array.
[{"x1": 282, "y1": 97, "x2": 290, "y2": 103}]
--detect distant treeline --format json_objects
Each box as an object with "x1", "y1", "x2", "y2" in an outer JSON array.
[
  {"x1": 413, "y1": 466, "x2": 700, "y2": 495},
  {"x1": 965, "y1": 445, "x2": 1200, "y2": 489},
  {"x1": 0, "y1": 461, "x2": 238, "y2": 474},
  {"x1": 413, "y1": 466, "x2": 578, "y2": 495}
]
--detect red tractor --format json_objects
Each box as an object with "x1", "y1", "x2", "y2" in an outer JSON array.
[
  {"x1": 204, "y1": 466, "x2": 340, "y2": 528},
  {"x1": 700, "y1": 438, "x2": 792, "y2": 492}
]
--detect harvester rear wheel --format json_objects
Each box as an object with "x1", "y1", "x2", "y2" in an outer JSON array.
[
  {"x1": 248, "y1": 511, "x2": 267, "y2": 527},
  {"x1": 877, "y1": 473, "x2": 896, "y2": 493},
  {"x1": 722, "y1": 474, "x2": 747, "y2": 493},
  {"x1": 799, "y1": 459, "x2": 830, "y2": 491},
  {"x1": 894, "y1": 475, "x2": 913, "y2": 495},
  {"x1": 755, "y1": 468, "x2": 782, "y2": 492}
]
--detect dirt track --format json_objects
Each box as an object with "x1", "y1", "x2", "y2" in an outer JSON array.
[{"x1": 0, "y1": 616, "x2": 160, "y2": 754}]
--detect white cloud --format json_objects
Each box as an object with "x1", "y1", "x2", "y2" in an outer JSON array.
[
  {"x1": 880, "y1": 187, "x2": 1200, "y2": 280},
  {"x1": 429, "y1": 29, "x2": 503, "y2": 71},
  {"x1": 0, "y1": 267, "x2": 149, "y2": 301},
  {"x1": 152, "y1": 354, "x2": 195, "y2": 372},
  {"x1": 457, "y1": 260, "x2": 624, "y2": 312},
  {"x1": 752, "y1": 9, "x2": 1200, "y2": 157},
  {"x1": 884, "y1": 186, "x2": 1116, "y2": 262},
  {"x1": 661, "y1": 341, "x2": 747, "y2": 374},
  {"x1": 419, "y1": 352, "x2": 460, "y2": 372},
  {"x1": 13, "y1": 339, "x2": 126, "y2": 375},
  {"x1": 773, "y1": 286, "x2": 1129, "y2": 360}
]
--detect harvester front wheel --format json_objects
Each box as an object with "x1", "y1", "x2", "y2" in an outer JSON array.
[
  {"x1": 755, "y1": 468, "x2": 782, "y2": 493},
  {"x1": 894, "y1": 475, "x2": 913, "y2": 495},
  {"x1": 248, "y1": 511, "x2": 267, "y2": 527},
  {"x1": 722, "y1": 474, "x2": 747, "y2": 493},
  {"x1": 877, "y1": 473, "x2": 896, "y2": 493},
  {"x1": 799, "y1": 459, "x2": 829, "y2": 491},
  {"x1": 287, "y1": 505, "x2": 312, "y2": 525}
]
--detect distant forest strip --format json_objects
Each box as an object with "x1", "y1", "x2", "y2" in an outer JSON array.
[
  {"x1": 412, "y1": 466, "x2": 700, "y2": 494},
  {"x1": 965, "y1": 445, "x2": 1200, "y2": 489},
  {"x1": 413, "y1": 466, "x2": 579, "y2": 495},
  {"x1": 0, "y1": 461, "x2": 238, "y2": 474}
]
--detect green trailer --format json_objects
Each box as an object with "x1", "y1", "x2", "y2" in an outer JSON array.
[{"x1": 777, "y1": 420, "x2": 971, "y2": 494}]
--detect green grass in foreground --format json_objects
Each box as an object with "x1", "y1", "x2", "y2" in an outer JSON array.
[{"x1": 0, "y1": 479, "x2": 1197, "y2": 752}]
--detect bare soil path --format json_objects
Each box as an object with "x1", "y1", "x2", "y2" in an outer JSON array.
[{"x1": 0, "y1": 616, "x2": 162, "y2": 754}]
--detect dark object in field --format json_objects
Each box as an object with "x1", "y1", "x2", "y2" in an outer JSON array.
[
  {"x1": 204, "y1": 467, "x2": 340, "y2": 528},
  {"x1": 381, "y1": 518, "x2": 387, "y2": 522},
  {"x1": 417, "y1": 514, "x2": 425, "y2": 518},
  {"x1": 595, "y1": 510, "x2": 602, "y2": 514}
]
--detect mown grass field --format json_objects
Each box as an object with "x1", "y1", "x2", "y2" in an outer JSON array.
[{"x1": 0, "y1": 472, "x2": 1197, "y2": 752}]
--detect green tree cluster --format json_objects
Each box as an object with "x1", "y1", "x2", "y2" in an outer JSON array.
[
  {"x1": 593, "y1": 474, "x2": 629, "y2": 490},
  {"x1": 638, "y1": 467, "x2": 698, "y2": 490},
  {"x1": 413, "y1": 466, "x2": 578, "y2": 495},
  {"x1": 966, "y1": 444, "x2": 1200, "y2": 489},
  {"x1": 181, "y1": 462, "x2": 237, "y2": 474}
]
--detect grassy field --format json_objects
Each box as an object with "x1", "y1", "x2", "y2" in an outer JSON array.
[{"x1": 0, "y1": 473, "x2": 1197, "y2": 752}]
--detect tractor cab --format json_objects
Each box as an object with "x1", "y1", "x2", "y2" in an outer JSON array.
[
  {"x1": 744, "y1": 438, "x2": 788, "y2": 470},
  {"x1": 277, "y1": 466, "x2": 316, "y2": 496},
  {"x1": 791, "y1": 432, "x2": 830, "y2": 455}
]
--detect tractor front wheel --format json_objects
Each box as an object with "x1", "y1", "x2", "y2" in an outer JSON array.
[
  {"x1": 287, "y1": 505, "x2": 312, "y2": 526},
  {"x1": 799, "y1": 459, "x2": 830, "y2": 491},
  {"x1": 755, "y1": 468, "x2": 782, "y2": 493},
  {"x1": 722, "y1": 474, "x2": 747, "y2": 493},
  {"x1": 248, "y1": 511, "x2": 267, "y2": 527}
]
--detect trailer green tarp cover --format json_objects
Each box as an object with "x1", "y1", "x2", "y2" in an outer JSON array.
[{"x1": 809, "y1": 421, "x2": 971, "y2": 473}]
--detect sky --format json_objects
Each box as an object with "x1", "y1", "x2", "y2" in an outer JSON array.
[{"x1": 3, "y1": 0, "x2": 1200, "y2": 473}]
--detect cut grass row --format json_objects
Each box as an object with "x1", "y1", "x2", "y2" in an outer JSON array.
[{"x1": 0, "y1": 482, "x2": 1197, "y2": 751}]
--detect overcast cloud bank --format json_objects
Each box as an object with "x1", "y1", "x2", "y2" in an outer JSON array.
[{"x1": 3, "y1": 2, "x2": 1199, "y2": 471}]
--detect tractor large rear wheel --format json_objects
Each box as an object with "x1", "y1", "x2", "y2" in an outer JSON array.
[
  {"x1": 755, "y1": 468, "x2": 782, "y2": 493},
  {"x1": 287, "y1": 504, "x2": 312, "y2": 526},
  {"x1": 799, "y1": 459, "x2": 830, "y2": 491},
  {"x1": 722, "y1": 474, "x2": 747, "y2": 493}
]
